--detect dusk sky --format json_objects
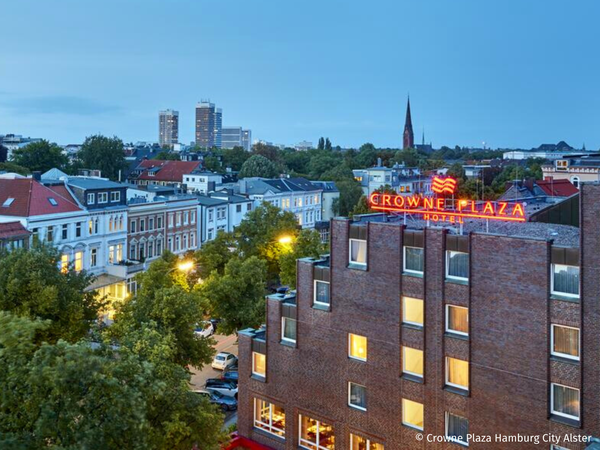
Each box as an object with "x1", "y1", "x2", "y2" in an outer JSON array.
[{"x1": 1, "y1": 0, "x2": 598, "y2": 149}]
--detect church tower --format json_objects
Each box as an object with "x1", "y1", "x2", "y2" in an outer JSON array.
[{"x1": 403, "y1": 97, "x2": 414, "y2": 149}]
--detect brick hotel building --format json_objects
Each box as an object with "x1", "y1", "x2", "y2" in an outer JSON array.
[{"x1": 237, "y1": 183, "x2": 600, "y2": 450}]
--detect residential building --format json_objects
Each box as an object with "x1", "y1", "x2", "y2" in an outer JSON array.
[
  {"x1": 237, "y1": 184, "x2": 600, "y2": 449},
  {"x1": 159, "y1": 109, "x2": 179, "y2": 147},
  {"x1": 209, "y1": 190, "x2": 253, "y2": 232},
  {"x1": 542, "y1": 154, "x2": 600, "y2": 188},
  {"x1": 309, "y1": 181, "x2": 339, "y2": 221},
  {"x1": 1, "y1": 134, "x2": 42, "y2": 160},
  {"x1": 222, "y1": 127, "x2": 243, "y2": 149},
  {"x1": 0, "y1": 221, "x2": 31, "y2": 250},
  {"x1": 500, "y1": 179, "x2": 579, "y2": 202},
  {"x1": 242, "y1": 129, "x2": 252, "y2": 151},
  {"x1": 184, "y1": 171, "x2": 224, "y2": 194},
  {"x1": 294, "y1": 141, "x2": 313, "y2": 151},
  {"x1": 503, "y1": 141, "x2": 587, "y2": 161},
  {"x1": 128, "y1": 160, "x2": 202, "y2": 187},
  {"x1": 238, "y1": 177, "x2": 323, "y2": 229},
  {"x1": 164, "y1": 196, "x2": 199, "y2": 256},
  {"x1": 197, "y1": 196, "x2": 229, "y2": 243},
  {"x1": 195, "y1": 101, "x2": 222, "y2": 149},
  {"x1": 353, "y1": 163, "x2": 430, "y2": 197}
]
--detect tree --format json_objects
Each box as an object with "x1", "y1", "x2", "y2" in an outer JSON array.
[
  {"x1": 111, "y1": 253, "x2": 213, "y2": 368},
  {"x1": 279, "y1": 230, "x2": 325, "y2": 288},
  {"x1": 200, "y1": 256, "x2": 267, "y2": 335},
  {"x1": 223, "y1": 146, "x2": 250, "y2": 171},
  {"x1": 333, "y1": 180, "x2": 364, "y2": 216},
  {"x1": 0, "y1": 245, "x2": 104, "y2": 344},
  {"x1": 282, "y1": 150, "x2": 311, "y2": 175},
  {"x1": 239, "y1": 154, "x2": 279, "y2": 178},
  {"x1": 308, "y1": 152, "x2": 342, "y2": 179},
  {"x1": 0, "y1": 162, "x2": 30, "y2": 175},
  {"x1": 447, "y1": 162, "x2": 466, "y2": 180},
  {"x1": 154, "y1": 150, "x2": 180, "y2": 161},
  {"x1": 203, "y1": 156, "x2": 222, "y2": 173},
  {"x1": 320, "y1": 164, "x2": 354, "y2": 182},
  {"x1": 325, "y1": 138, "x2": 332, "y2": 150},
  {"x1": 354, "y1": 144, "x2": 378, "y2": 168},
  {"x1": 194, "y1": 231, "x2": 238, "y2": 278},
  {"x1": 78, "y1": 135, "x2": 127, "y2": 181},
  {"x1": 351, "y1": 195, "x2": 373, "y2": 217},
  {"x1": 0, "y1": 144, "x2": 8, "y2": 163},
  {"x1": 317, "y1": 137, "x2": 325, "y2": 150},
  {"x1": 252, "y1": 142, "x2": 281, "y2": 162},
  {"x1": 11, "y1": 139, "x2": 68, "y2": 173}
]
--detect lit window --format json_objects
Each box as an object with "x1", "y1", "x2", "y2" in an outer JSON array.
[
  {"x1": 402, "y1": 296, "x2": 423, "y2": 327},
  {"x1": 349, "y1": 333, "x2": 367, "y2": 361},
  {"x1": 61, "y1": 254, "x2": 69, "y2": 273},
  {"x1": 348, "y1": 382, "x2": 367, "y2": 411},
  {"x1": 402, "y1": 399, "x2": 424, "y2": 430},
  {"x1": 74, "y1": 251, "x2": 83, "y2": 272},
  {"x1": 254, "y1": 398, "x2": 285, "y2": 437},
  {"x1": 349, "y1": 239, "x2": 367, "y2": 266},
  {"x1": 446, "y1": 357, "x2": 469, "y2": 390},
  {"x1": 350, "y1": 433, "x2": 384, "y2": 450},
  {"x1": 551, "y1": 383, "x2": 580, "y2": 421},
  {"x1": 282, "y1": 317, "x2": 297, "y2": 343},
  {"x1": 403, "y1": 246, "x2": 424, "y2": 274},
  {"x1": 445, "y1": 413, "x2": 469, "y2": 447},
  {"x1": 551, "y1": 324, "x2": 580, "y2": 361},
  {"x1": 552, "y1": 264, "x2": 579, "y2": 297},
  {"x1": 252, "y1": 352, "x2": 266, "y2": 378},
  {"x1": 299, "y1": 415, "x2": 335, "y2": 450},
  {"x1": 314, "y1": 280, "x2": 330, "y2": 307},
  {"x1": 446, "y1": 251, "x2": 469, "y2": 281},
  {"x1": 402, "y1": 346, "x2": 424, "y2": 378},
  {"x1": 446, "y1": 305, "x2": 469, "y2": 336}
]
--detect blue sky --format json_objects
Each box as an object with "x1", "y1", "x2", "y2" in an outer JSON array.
[{"x1": 1, "y1": 0, "x2": 598, "y2": 149}]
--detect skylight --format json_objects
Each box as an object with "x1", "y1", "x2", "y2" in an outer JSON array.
[
  {"x1": 48, "y1": 198, "x2": 58, "y2": 206},
  {"x1": 2, "y1": 198, "x2": 14, "y2": 207}
]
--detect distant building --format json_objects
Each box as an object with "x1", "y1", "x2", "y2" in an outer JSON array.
[
  {"x1": 128, "y1": 160, "x2": 202, "y2": 187},
  {"x1": 353, "y1": 162, "x2": 430, "y2": 197},
  {"x1": 503, "y1": 141, "x2": 586, "y2": 161},
  {"x1": 0, "y1": 134, "x2": 42, "y2": 160},
  {"x1": 0, "y1": 221, "x2": 31, "y2": 251},
  {"x1": 159, "y1": 109, "x2": 179, "y2": 147},
  {"x1": 403, "y1": 97, "x2": 414, "y2": 149},
  {"x1": 195, "y1": 102, "x2": 222, "y2": 149},
  {"x1": 183, "y1": 171, "x2": 223, "y2": 194},
  {"x1": 222, "y1": 127, "x2": 243, "y2": 149},
  {"x1": 294, "y1": 141, "x2": 314, "y2": 151},
  {"x1": 309, "y1": 181, "x2": 339, "y2": 221},
  {"x1": 541, "y1": 154, "x2": 600, "y2": 188},
  {"x1": 242, "y1": 129, "x2": 252, "y2": 151}
]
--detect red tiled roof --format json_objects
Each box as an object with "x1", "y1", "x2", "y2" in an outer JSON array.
[
  {"x1": 136, "y1": 160, "x2": 202, "y2": 182},
  {"x1": 47, "y1": 184, "x2": 78, "y2": 203},
  {"x1": 0, "y1": 179, "x2": 83, "y2": 217},
  {"x1": 0, "y1": 221, "x2": 31, "y2": 239},
  {"x1": 537, "y1": 179, "x2": 579, "y2": 197}
]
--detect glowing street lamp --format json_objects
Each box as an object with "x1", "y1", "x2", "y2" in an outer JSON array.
[
  {"x1": 177, "y1": 261, "x2": 195, "y2": 272},
  {"x1": 278, "y1": 235, "x2": 293, "y2": 245}
]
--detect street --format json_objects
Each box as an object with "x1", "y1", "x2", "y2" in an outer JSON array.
[{"x1": 190, "y1": 333, "x2": 239, "y2": 428}]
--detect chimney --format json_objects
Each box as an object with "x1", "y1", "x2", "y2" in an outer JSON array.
[{"x1": 32, "y1": 171, "x2": 41, "y2": 181}]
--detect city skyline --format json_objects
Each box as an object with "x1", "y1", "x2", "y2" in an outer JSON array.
[{"x1": 0, "y1": 0, "x2": 599, "y2": 149}]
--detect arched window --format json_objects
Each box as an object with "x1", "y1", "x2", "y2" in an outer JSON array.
[{"x1": 570, "y1": 176, "x2": 580, "y2": 189}]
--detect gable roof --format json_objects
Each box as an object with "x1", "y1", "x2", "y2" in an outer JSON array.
[
  {"x1": 0, "y1": 179, "x2": 82, "y2": 217},
  {"x1": 0, "y1": 221, "x2": 31, "y2": 239},
  {"x1": 135, "y1": 160, "x2": 202, "y2": 182},
  {"x1": 243, "y1": 177, "x2": 321, "y2": 195},
  {"x1": 537, "y1": 179, "x2": 579, "y2": 197}
]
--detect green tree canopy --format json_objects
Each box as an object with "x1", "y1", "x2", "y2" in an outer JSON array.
[
  {"x1": 11, "y1": 139, "x2": 68, "y2": 173},
  {"x1": 0, "y1": 161, "x2": 30, "y2": 175},
  {"x1": 222, "y1": 146, "x2": 250, "y2": 171},
  {"x1": 333, "y1": 180, "x2": 364, "y2": 216},
  {"x1": 279, "y1": 229, "x2": 325, "y2": 288},
  {"x1": 239, "y1": 154, "x2": 278, "y2": 178},
  {"x1": 154, "y1": 150, "x2": 180, "y2": 161},
  {"x1": 0, "y1": 245, "x2": 103, "y2": 343},
  {"x1": 78, "y1": 135, "x2": 127, "y2": 180},
  {"x1": 194, "y1": 231, "x2": 238, "y2": 278}
]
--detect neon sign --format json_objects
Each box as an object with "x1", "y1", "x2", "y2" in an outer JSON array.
[
  {"x1": 431, "y1": 176, "x2": 457, "y2": 194},
  {"x1": 369, "y1": 193, "x2": 526, "y2": 223}
]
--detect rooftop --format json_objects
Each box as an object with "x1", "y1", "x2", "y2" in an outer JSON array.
[
  {"x1": 0, "y1": 179, "x2": 82, "y2": 217},
  {"x1": 0, "y1": 221, "x2": 31, "y2": 239}
]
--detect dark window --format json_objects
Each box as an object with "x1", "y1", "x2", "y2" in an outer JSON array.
[
  {"x1": 314, "y1": 281, "x2": 330, "y2": 306},
  {"x1": 446, "y1": 413, "x2": 468, "y2": 446},
  {"x1": 404, "y1": 246, "x2": 424, "y2": 273}
]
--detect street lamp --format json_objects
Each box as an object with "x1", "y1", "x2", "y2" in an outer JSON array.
[
  {"x1": 278, "y1": 235, "x2": 293, "y2": 245},
  {"x1": 177, "y1": 261, "x2": 195, "y2": 272}
]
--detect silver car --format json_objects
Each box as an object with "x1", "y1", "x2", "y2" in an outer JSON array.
[{"x1": 211, "y1": 352, "x2": 237, "y2": 370}]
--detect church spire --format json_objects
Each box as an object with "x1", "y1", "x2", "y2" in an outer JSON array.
[{"x1": 403, "y1": 96, "x2": 414, "y2": 149}]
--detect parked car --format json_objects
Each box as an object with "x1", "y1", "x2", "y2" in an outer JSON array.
[
  {"x1": 205, "y1": 378, "x2": 238, "y2": 398},
  {"x1": 211, "y1": 352, "x2": 237, "y2": 370},
  {"x1": 220, "y1": 369, "x2": 239, "y2": 384},
  {"x1": 194, "y1": 321, "x2": 214, "y2": 338},
  {"x1": 193, "y1": 389, "x2": 237, "y2": 411}
]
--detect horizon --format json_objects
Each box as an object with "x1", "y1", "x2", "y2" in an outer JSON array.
[{"x1": 1, "y1": 0, "x2": 598, "y2": 149}]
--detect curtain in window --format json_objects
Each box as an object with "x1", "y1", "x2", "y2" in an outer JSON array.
[
  {"x1": 447, "y1": 414, "x2": 469, "y2": 443},
  {"x1": 350, "y1": 383, "x2": 366, "y2": 409},
  {"x1": 554, "y1": 265, "x2": 580, "y2": 295},
  {"x1": 403, "y1": 347, "x2": 423, "y2": 376},
  {"x1": 405, "y1": 247, "x2": 424, "y2": 272},
  {"x1": 351, "y1": 240, "x2": 367, "y2": 264},
  {"x1": 316, "y1": 282, "x2": 330, "y2": 305},
  {"x1": 317, "y1": 421, "x2": 335, "y2": 448},
  {"x1": 553, "y1": 384, "x2": 579, "y2": 418},
  {"x1": 403, "y1": 297, "x2": 424, "y2": 325},
  {"x1": 351, "y1": 434, "x2": 368, "y2": 450},
  {"x1": 553, "y1": 326, "x2": 579, "y2": 357},
  {"x1": 402, "y1": 399, "x2": 423, "y2": 429},
  {"x1": 447, "y1": 358, "x2": 469, "y2": 389},
  {"x1": 283, "y1": 318, "x2": 297, "y2": 341},
  {"x1": 448, "y1": 307, "x2": 468, "y2": 334},
  {"x1": 448, "y1": 251, "x2": 469, "y2": 278}
]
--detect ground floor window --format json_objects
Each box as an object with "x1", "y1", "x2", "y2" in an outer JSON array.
[
  {"x1": 299, "y1": 415, "x2": 335, "y2": 450},
  {"x1": 253, "y1": 398, "x2": 285, "y2": 437},
  {"x1": 350, "y1": 432, "x2": 384, "y2": 450}
]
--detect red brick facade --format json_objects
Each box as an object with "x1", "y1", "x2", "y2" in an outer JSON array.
[{"x1": 238, "y1": 184, "x2": 600, "y2": 450}]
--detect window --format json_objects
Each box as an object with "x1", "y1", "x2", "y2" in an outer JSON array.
[
  {"x1": 402, "y1": 296, "x2": 423, "y2": 327},
  {"x1": 74, "y1": 251, "x2": 83, "y2": 272},
  {"x1": 404, "y1": 246, "x2": 424, "y2": 274},
  {"x1": 140, "y1": 219, "x2": 145, "y2": 232},
  {"x1": 446, "y1": 305, "x2": 469, "y2": 336},
  {"x1": 208, "y1": 209, "x2": 214, "y2": 222},
  {"x1": 314, "y1": 281, "x2": 330, "y2": 307},
  {"x1": 252, "y1": 352, "x2": 266, "y2": 378},
  {"x1": 46, "y1": 226, "x2": 54, "y2": 242},
  {"x1": 236, "y1": 204, "x2": 242, "y2": 213},
  {"x1": 108, "y1": 244, "x2": 123, "y2": 265},
  {"x1": 176, "y1": 212, "x2": 182, "y2": 226},
  {"x1": 61, "y1": 224, "x2": 68, "y2": 240},
  {"x1": 349, "y1": 239, "x2": 367, "y2": 266},
  {"x1": 552, "y1": 264, "x2": 579, "y2": 297},
  {"x1": 551, "y1": 383, "x2": 580, "y2": 421},
  {"x1": 446, "y1": 251, "x2": 469, "y2": 281},
  {"x1": 98, "y1": 192, "x2": 108, "y2": 203},
  {"x1": 130, "y1": 220, "x2": 136, "y2": 233},
  {"x1": 254, "y1": 399, "x2": 285, "y2": 437},
  {"x1": 2, "y1": 197, "x2": 14, "y2": 207},
  {"x1": 446, "y1": 357, "x2": 469, "y2": 390},
  {"x1": 402, "y1": 399, "x2": 424, "y2": 430},
  {"x1": 299, "y1": 415, "x2": 335, "y2": 450},
  {"x1": 348, "y1": 382, "x2": 367, "y2": 411},
  {"x1": 184, "y1": 211, "x2": 189, "y2": 225},
  {"x1": 446, "y1": 413, "x2": 469, "y2": 447},
  {"x1": 247, "y1": 203, "x2": 252, "y2": 211},
  {"x1": 175, "y1": 236, "x2": 180, "y2": 251},
  {"x1": 190, "y1": 232, "x2": 196, "y2": 248},
  {"x1": 551, "y1": 446, "x2": 569, "y2": 450},
  {"x1": 350, "y1": 433, "x2": 384, "y2": 450},
  {"x1": 551, "y1": 325, "x2": 580, "y2": 361},
  {"x1": 157, "y1": 216, "x2": 163, "y2": 229},
  {"x1": 90, "y1": 248, "x2": 97, "y2": 267},
  {"x1": 191, "y1": 211, "x2": 196, "y2": 224},
  {"x1": 75, "y1": 222, "x2": 82, "y2": 238},
  {"x1": 130, "y1": 244, "x2": 137, "y2": 260},
  {"x1": 183, "y1": 234, "x2": 188, "y2": 250},
  {"x1": 168, "y1": 214, "x2": 174, "y2": 228},
  {"x1": 110, "y1": 191, "x2": 120, "y2": 202},
  {"x1": 349, "y1": 333, "x2": 367, "y2": 361},
  {"x1": 60, "y1": 254, "x2": 69, "y2": 273},
  {"x1": 148, "y1": 218, "x2": 154, "y2": 230},
  {"x1": 87, "y1": 193, "x2": 95, "y2": 204},
  {"x1": 570, "y1": 176, "x2": 580, "y2": 189},
  {"x1": 402, "y1": 347, "x2": 424, "y2": 378},
  {"x1": 156, "y1": 239, "x2": 162, "y2": 256},
  {"x1": 282, "y1": 317, "x2": 297, "y2": 343}
]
